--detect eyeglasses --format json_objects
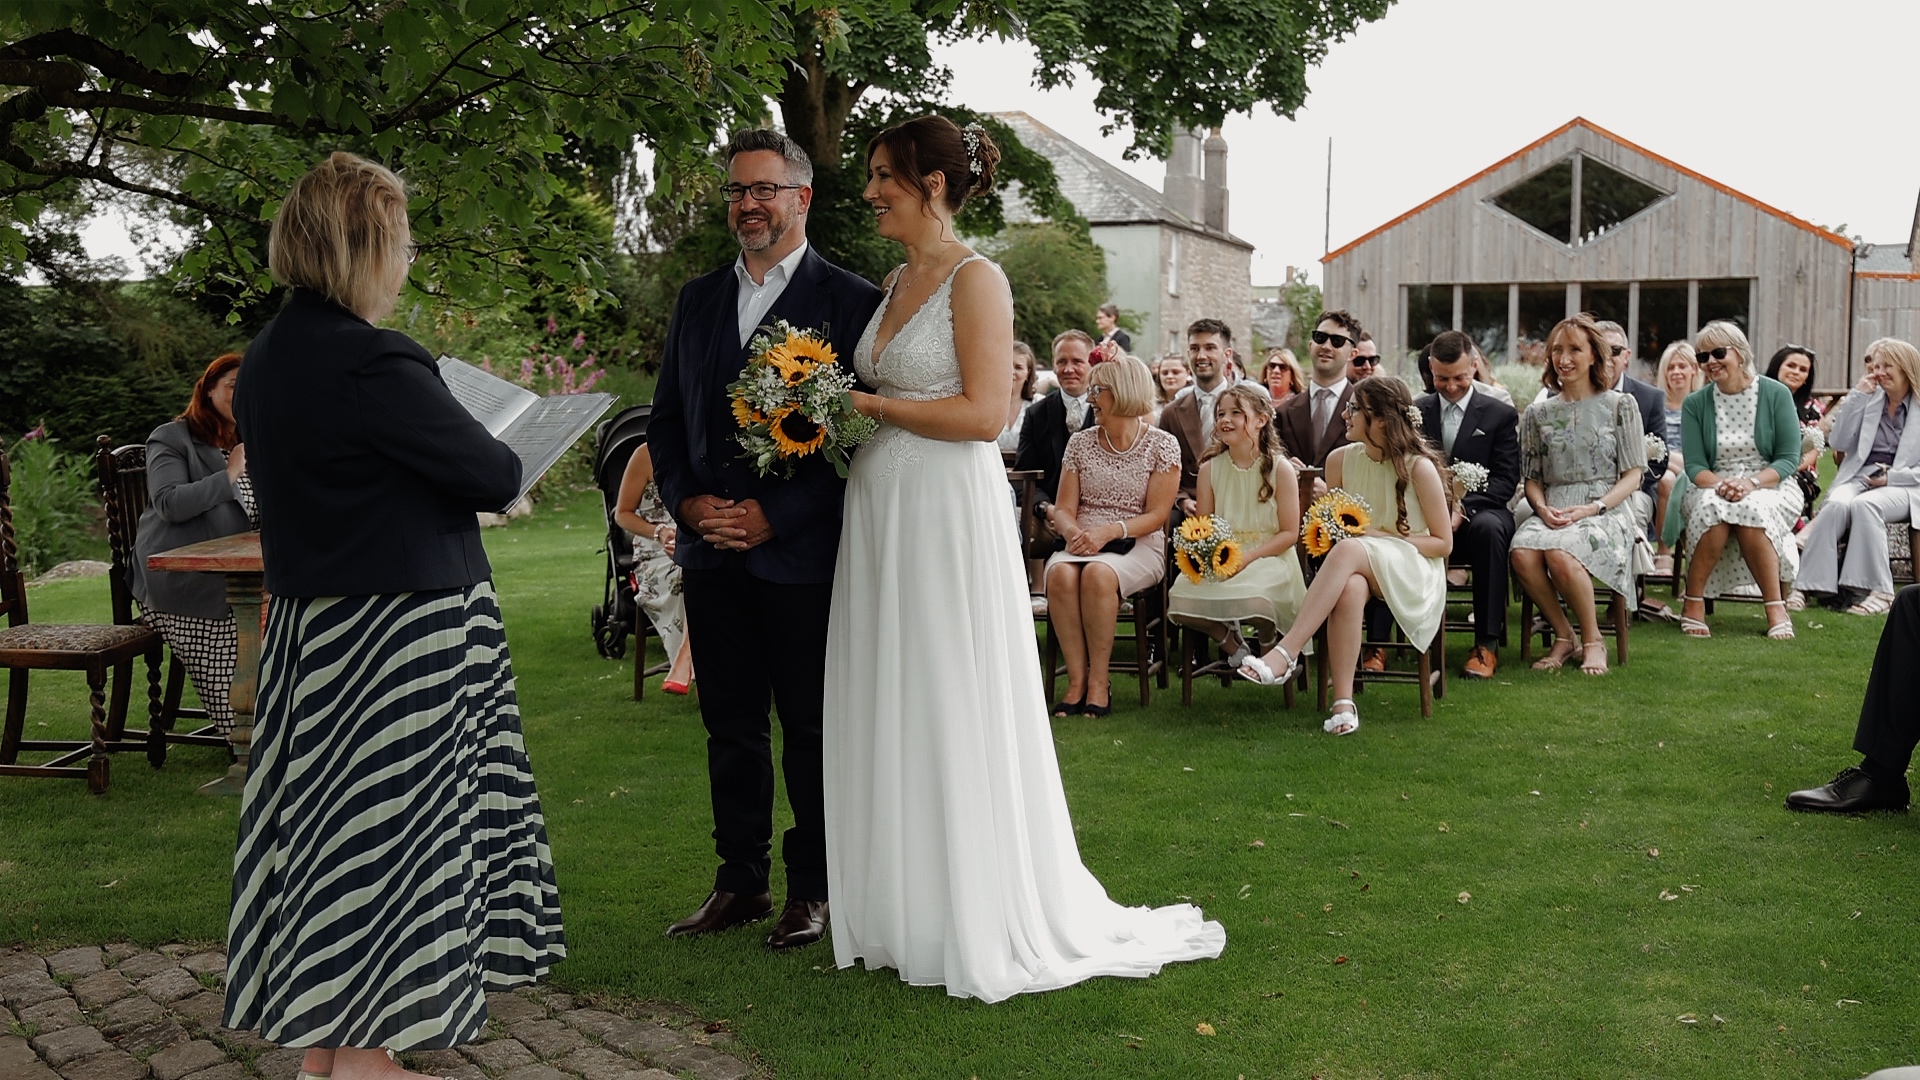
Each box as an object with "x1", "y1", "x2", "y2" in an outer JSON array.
[
  {"x1": 1311, "y1": 330, "x2": 1354, "y2": 349},
  {"x1": 1608, "y1": 345, "x2": 1627, "y2": 357},
  {"x1": 1349, "y1": 356, "x2": 1379, "y2": 368},
  {"x1": 1086, "y1": 384, "x2": 1108, "y2": 398},
  {"x1": 1342, "y1": 401, "x2": 1363, "y2": 417},
  {"x1": 1783, "y1": 344, "x2": 1817, "y2": 361},
  {"x1": 720, "y1": 182, "x2": 803, "y2": 202},
  {"x1": 1698, "y1": 347, "x2": 1730, "y2": 362},
  {"x1": 406, "y1": 243, "x2": 421, "y2": 265}
]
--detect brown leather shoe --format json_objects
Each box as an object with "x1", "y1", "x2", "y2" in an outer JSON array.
[
  {"x1": 665, "y1": 890, "x2": 773, "y2": 937},
  {"x1": 1462, "y1": 644, "x2": 1498, "y2": 680},
  {"x1": 765, "y1": 899, "x2": 829, "y2": 950},
  {"x1": 1359, "y1": 646, "x2": 1386, "y2": 673}
]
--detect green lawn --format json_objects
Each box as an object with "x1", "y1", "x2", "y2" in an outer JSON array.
[{"x1": 3, "y1": 494, "x2": 1913, "y2": 1079}]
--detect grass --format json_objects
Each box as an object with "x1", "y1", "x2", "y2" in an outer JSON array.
[{"x1": 2, "y1": 493, "x2": 1913, "y2": 1079}]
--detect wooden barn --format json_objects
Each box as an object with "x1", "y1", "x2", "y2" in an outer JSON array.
[{"x1": 1322, "y1": 118, "x2": 1915, "y2": 387}]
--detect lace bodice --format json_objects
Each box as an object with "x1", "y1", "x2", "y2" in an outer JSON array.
[{"x1": 852, "y1": 255, "x2": 989, "y2": 401}]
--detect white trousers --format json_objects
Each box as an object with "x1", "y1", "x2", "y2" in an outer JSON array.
[{"x1": 1796, "y1": 479, "x2": 1913, "y2": 596}]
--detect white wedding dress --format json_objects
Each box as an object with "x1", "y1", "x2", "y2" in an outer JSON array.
[{"x1": 823, "y1": 255, "x2": 1225, "y2": 1003}]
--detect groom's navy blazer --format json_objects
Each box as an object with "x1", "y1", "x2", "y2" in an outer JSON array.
[{"x1": 650, "y1": 246, "x2": 883, "y2": 585}]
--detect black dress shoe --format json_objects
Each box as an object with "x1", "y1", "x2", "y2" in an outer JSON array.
[
  {"x1": 1786, "y1": 766, "x2": 1911, "y2": 814},
  {"x1": 765, "y1": 899, "x2": 829, "y2": 950},
  {"x1": 666, "y1": 890, "x2": 774, "y2": 937}
]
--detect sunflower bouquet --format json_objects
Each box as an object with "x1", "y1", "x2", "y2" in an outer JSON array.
[
  {"x1": 1173, "y1": 514, "x2": 1244, "y2": 583},
  {"x1": 1301, "y1": 489, "x2": 1373, "y2": 557},
  {"x1": 729, "y1": 320, "x2": 877, "y2": 478},
  {"x1": 1448, "y1": 461, "x2": 1490, "y2": 494}
]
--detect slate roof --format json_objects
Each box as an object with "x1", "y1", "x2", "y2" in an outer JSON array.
[
  {"x1": 992, "y1": 111, "x2": 1254, "y2": 250},
  {"x1": 1855, "y1": 242, "x2": 1913, "y2": 274}
]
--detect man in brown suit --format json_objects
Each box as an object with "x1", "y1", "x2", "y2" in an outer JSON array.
[
  {"x1": 1276, "y1": 310, "x2": 1366, "y2": 482},
  {"x1": 1160, "y1": 317, "x2": 1268, "y2": 517}
]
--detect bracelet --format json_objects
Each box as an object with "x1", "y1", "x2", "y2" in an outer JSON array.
[
  {"x1": 1119, "y1": 520, "x2": 1129, "y2": 540},
  {"x1": 876, "y1": 397, "x2": 885, "y2": 423}
]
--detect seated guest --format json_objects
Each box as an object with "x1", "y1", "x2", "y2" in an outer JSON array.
[
  {"x1": 1661, "y1": 320, "x2": 1803, "y2": 639},
  {"x1": 1155, "y1": 353, "x2": 1193, "y2": 409},
  {"x1": 1652, "y1": 342, "x2": 1702, "y2": 569},
  {"x1": 1237, "y1": 377, "x2": 1452, "y2": 736},
  {"x1": 1167, "y1": 387, "x2": 1305, "y2": 668},
  {"x1": 1262, "y1": 348, "x2": 1304, "y2": 407},
  {"x1": 1793, "y1": 338, "x2": 1920, "y2": 615},
  {"x1": 1785, "y1": 584, "x2": 1920, "y2": 813},
  {"x1": 612, "y1": 442, "x2": 692, "y2": 695},
  {"x1": 1509, "y1": 315, "x2": 1646, "y2": 675},
  {"x1": 1417, "y1": 330, "x2": 1521, "y2": 679},
  {"x1": 1596, "y1": 320, "x2": 1669, "y2": 541},
  {"x1": 1277, "y1": 310, "x2": 1363, "y2": 475},
  {"x1": 1095, "y1": 302, "x2": 1131, "y2": 353},
  {"x1": 1765, "y1": 344, "x2": 1825, "y2": 528},
  {"x1": 128, "y1": 352, "x2": 258, "y2": 734},
  {"x1": 996, "y1": 341, "x2": 1039, "y2": 453},
  {"x1": 1348, "y1": 332, "x2": 1380, "y2": 382},
  {"x1": 1043, "y1": 356, "x2": 1180, "y2": 717},
  {"x1": 1161, "y1": 318, "x2": 1266, "y2": 516},
  {"x1": 1013, "y1": 329, "x2": 1094, "y2": 500}
]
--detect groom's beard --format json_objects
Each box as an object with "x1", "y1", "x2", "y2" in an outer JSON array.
[{"x1": 732, "y1": 211, "x2": 790, "y2": 253}]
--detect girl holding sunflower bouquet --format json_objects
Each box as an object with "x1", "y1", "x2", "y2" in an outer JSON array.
[
  {"x1": 1167, "y1": 385, "x2": 1306, "y2": 669},
  {"x1": 1239, "y1": 378, "x2": 1453, "y2": 736}
]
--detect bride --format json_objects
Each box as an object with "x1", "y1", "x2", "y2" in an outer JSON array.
[{"x1": 823, "y1": 115, "x2": 1225, "y2": 1003}]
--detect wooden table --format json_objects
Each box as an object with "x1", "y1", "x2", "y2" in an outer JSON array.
[{"x1": 147, "y1": 533, "x2": 264, "y2": 797}]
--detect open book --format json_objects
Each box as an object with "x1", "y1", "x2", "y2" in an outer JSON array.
[{"x1": 437, "y1": 355, "x2": 614, "y2": 511}]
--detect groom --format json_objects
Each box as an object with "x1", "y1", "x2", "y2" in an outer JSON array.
[{"x1": 649, "y1": 129, "x2": 882, "y2": 949}]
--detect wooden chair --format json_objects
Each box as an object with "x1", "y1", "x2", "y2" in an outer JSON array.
[
  {"x1": 1008, "y1": 468, "x2": 1049, "y2": 598},
  {"x1": 1441, "y1": 560, "x2": 1507, "y2": 649},
  {"x1": 1518, "y1": 585, "x2": 1630, "y2": 666},
  {"x1": 1321, "y1": 618, "x2": 1445, "y2": 718},
  {"x1": 1043, "y1": 569, "x2": 1168, "y2": 708},
  {"x1": 95, "y1": 438, "x2": 230, "y2": 764},
  {"x1": 0, "y1": 445, "x2": 163, "y2": 793},
  {"x1": 1177, "y1": 466, "x2": 1317, "y2": 708}
]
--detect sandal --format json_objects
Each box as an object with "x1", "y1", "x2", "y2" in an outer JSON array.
[
  {"x1": 1239, "y1": 644, "x2": 1299, "y2": 686},
  {"x1": 1679, "y1": 595, "x2": 1711, "y2": 638},
  {"x1": 1223, "y1": 631, "x2": 1253, "y2": 672},
  {"x1": 1764, "y1": 600, "x2": 1796, "y2": 639},
  {"x1": 1323, "y1": 699, "x2": 1359, "y2": 736},
  {"x1": 1530, "y1": 639, "x2": 1577, "y2": 671},
  {"x1": 1847, "y1": 591, "x2": 1896, "y2": 616},
  {"x1": 1580, "y1": 639, "x2": 1609, "y2": 676},
  {"x1": 1784, "y1": 589, "x2": 1806, "y2": 612},
  {"x1": 1052, "y1": 695, "x2": 1085, "y2": 718}
]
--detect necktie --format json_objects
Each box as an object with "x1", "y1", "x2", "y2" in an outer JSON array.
[
  {"x1": 1065, "y1": 396, "x2": 1085, "y2": 432},
  {"x1": 1313, "y1": 387, "x2": 1334, "y2": 442},
  {"x1": 1197, "y1": 389, "x2": 1216, "y2": 443},
  {"x1": 1443, "y1": 401, "x2": 1463, "y2": 455}
]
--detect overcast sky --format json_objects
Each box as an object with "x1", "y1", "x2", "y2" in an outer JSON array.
[{"x1": 933, "y1": 0, "x2": 1920, "y2": 286}]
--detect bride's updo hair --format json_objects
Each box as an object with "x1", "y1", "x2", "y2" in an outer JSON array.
[{"x1": 866, "y1": 115, "x2": 1000, "y2": 214}]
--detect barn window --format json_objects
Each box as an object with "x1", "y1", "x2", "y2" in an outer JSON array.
[{"x1": 1488, "y1": 154, "x2": 1668, "y2": 246}]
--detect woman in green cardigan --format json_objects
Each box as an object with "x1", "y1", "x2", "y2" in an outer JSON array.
[{"x1": 1662, "y1": 320, "x2": 1803, "y2": 639}]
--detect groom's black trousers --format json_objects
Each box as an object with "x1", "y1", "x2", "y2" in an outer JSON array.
[
  {"x1": 1853, "y1": 585, "x2": 1920, "y2": 775},
  {"x1": 683, "y1": 561, "x2": 831, "y2": 902}
]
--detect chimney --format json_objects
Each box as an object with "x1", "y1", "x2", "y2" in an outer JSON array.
[
  {"x1": 1203, "y1": 127, "x2": 1228, "y2": 232},
  {"x1": 1162, "y1": 128, "x2": 1205, "y2": 224}
]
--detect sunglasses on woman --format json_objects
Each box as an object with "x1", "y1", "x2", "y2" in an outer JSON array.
[
  {"x1": 1311, "y1": 330, "x2": 1354, "y2": 349},
  {"x1": 1698, "y1": 347, "x2": 1730, "y2": 361}
]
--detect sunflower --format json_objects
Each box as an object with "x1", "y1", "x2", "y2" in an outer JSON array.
[
  {"x1": 768, "y1": 407, "x2": 827, "y2": 456},
  {"x1": 1175, "y1": 549, "x2": 1205, "y2": 584},
  {"x1": 1302, "y1": 515, "x2": 1332, "y2": 557},
  {"x1": 772, "y1": 354, "x2": 817, "y2": 386},
  {"x1": 1212, "y1": 540, "x2": 1243, "y2": 579},
  {"x1": 782, "y1": 331, "x2": 837, "y2": 366},
  {"x1": 1178, "y1": 515, "x2": 1216, "y2": 544},
  {"x1": 1330, "y1": 491, "x2": 1371, "y2": 534},
  {"x1": 731, "y1": 394, "x2": 768, "y2": 429}
]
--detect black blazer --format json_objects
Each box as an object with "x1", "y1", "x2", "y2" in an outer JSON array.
[
  {"x1": 1013, "y1": 390, "x2": 1074, "y2": 500},
  {"x1": 1620, "y1": 375, "x2": 1670, "y2": 501},
  {"x1": 129, "y1": 420, "x2": 254, "y2": 618},
  {"x1": 648, "y1": 246, "x2": 883, "y2": 585},
  {"x1": 1417, "y1": 389, "x2": 1521, "y2": 519},
  {"x1": 234, "y1": 289, "x2": 522, "y2": 598}
]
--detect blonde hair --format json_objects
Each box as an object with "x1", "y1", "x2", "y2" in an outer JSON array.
[
  {"x1": 1866, "y1": 337, "x2": 1920, "y2": 399},
  {"x1": 269, "y1": 152, "x2": 412, "y2": 320},
  {"x1": 1262, "y1": 348, "x2": 1305, "y2": 395},
  {"x1": 1694, "y1": 320, "x2": 1754, "y2": 374},
  {"x1": 1657, "y1": 341, "x2": 1702, "y2": 394},
  {"x1": 1090, "y1": 355, "x2": 1155, "y2": 418}
]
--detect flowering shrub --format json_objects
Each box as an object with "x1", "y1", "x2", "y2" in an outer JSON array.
[
  {"x1": 478, "y1": 321, "x2": 608, "y2": 398},
  {"x1": 7, "y1": 429, "x2": 102, "y2": 577}
]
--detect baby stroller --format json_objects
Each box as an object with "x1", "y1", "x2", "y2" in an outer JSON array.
[{"x1": 587, "y1": 404, "x2": 671, "y2": 697}]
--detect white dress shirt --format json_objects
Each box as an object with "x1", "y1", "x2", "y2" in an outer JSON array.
[
  {"x1": 1440, "y1": 381, "x2": 1476, "y2": 456},
  {"x1": 734, "y1": 242, "x2": 810, "y2": 347}
]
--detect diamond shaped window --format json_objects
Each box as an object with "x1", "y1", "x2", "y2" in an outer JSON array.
[{"x1": 1489, "y1": 154, "x2": 1668, "y2": 246}]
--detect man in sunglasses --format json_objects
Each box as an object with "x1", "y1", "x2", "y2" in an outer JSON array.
[
  {"x1": 1348, "y1": 332, "x2": 1381, "y2": 382},
  {"x1": 1276, "y1": 311, "x2": 1365, "y2": 479}
]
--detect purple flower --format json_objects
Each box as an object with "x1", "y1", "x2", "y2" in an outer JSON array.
[
  {"x1": 519, "y1": 356, "x2": 534, "y2": 384},
  {"x1": 578, "y1": 369, "x2": 606, "y2": 393},
  {"x1": 22, "y1": 424, "x2": 45, "y2": 441},
  {"x1": 545, "y1": 317, "x2": 559, "y2": 334},
  {"x1": 570, "y1": 331, "x2": 586, "y2": 351}
]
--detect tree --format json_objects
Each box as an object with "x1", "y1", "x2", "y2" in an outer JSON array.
[
  {"x1": 982, "y1": 222, "x2": 1109, "y2": 350},
  {"x1": 777, "y1": 0, "x2": 1398, "y2": 173},
  {"x1": 0, "y1": 1, "x2": 835, "y2": 311}
]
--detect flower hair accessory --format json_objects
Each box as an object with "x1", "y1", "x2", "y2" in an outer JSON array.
[
  {"x1": 1406, "y1": 403, "x2": 1425, "y2": 430},
  {"x1": 962, "y1": 122, "x2": 986, "y2": 178}
]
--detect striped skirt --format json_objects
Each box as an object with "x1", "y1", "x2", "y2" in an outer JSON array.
[{"x1": 222, "y1": 582, "x2": 565, "y2": 1049}]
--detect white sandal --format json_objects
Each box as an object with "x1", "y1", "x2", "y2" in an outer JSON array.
[
  {"x1": 1323, "y1": 699, "x2": 1359, "y2": 736},
  {"x1": 1764, "y1": 599, "x2": 1796, "y2": 639},
  {"x1": 1679, "y1": 595, "x2": 1711, "y2": 638},
  {"x1": 1847, "y1": 591, "x2": 1896, "y2": 616},
  {"x1": 1238, "y1": 644, "x2": 1299, "y2": 686},
  {"x1": 1784, "y1": 588, "x2": 1806, "y2": 612}
]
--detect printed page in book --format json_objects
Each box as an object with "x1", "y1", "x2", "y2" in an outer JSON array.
[{"x1": 438, "y1": 356, "x2": 614, "y2": 509}]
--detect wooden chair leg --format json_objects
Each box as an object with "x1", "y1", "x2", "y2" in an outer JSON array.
[
  {"x1": 1178, "y1": 626, "x2": 1194, "y2": 707},
  {"x1": 1315, "y1": 627, "x2": 1329, "y2": 712},
  {"x1": 105, "y1": 658, "x2": 133, "y2": 741},
  {"x1": 1417, "y1": 648, "x2": 1434, "y2": 718},
  {"x1": 1432, "y1": 632, "x2": 1446, "y2": 701},
  {"x1": 1613, "y1": 590, "x2": 1630, "y2": 666},
  {"x1": 86, "y1": 666, "x2": 111, "y2": 794},
  {"x1": 1, "y1": 669, "x2": 24, "y2": 765},
  {"x1": 151, "y1": 656, "x2": 186, "y2": 768},
  {"x1": 1042, "y1": 615, "x2": 1057, "y2": 706},
  {"x1": 1519, "y1": 591, "x2": 1535, "y2": 663},
  {"x1": 1135, "y1": 600, "x2": 1151, "y2": 708}
]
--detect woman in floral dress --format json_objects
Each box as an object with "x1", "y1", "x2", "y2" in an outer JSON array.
[
  {"x1": 613, "y1": 443, "x2": 692, "y2": 693},
  {"x1": 1509, "y1": 314, "x2": 1646, "y2": 676}
]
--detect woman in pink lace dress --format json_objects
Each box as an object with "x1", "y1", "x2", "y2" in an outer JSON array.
[{"x1": 1042, "y1": 356, "x2": 1181, "y2": 716}]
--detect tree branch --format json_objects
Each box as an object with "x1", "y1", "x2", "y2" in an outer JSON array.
[{"x1": 0, "y1": 29, "x2": 200, "y2": 96}]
